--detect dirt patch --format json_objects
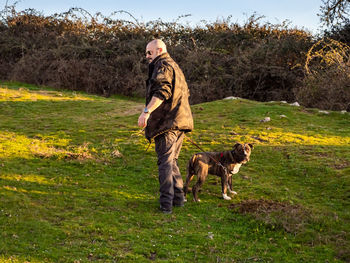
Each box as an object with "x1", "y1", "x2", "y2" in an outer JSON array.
[
  {"x1": 331, "y1": 161, "x2": 350, "y2": 170},
  {"x1": 229, "y1": 199, "x2": 310, "y2": 234},
  {"x1": 230, "y1": 199, "x2": 301, "y2": 214},
  {"x1": 337, "y1": 248, "x2": 350, "y2": 263}
]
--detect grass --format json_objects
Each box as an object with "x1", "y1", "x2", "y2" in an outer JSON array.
[{"x1": 0, "y1": 81, "x2": 349, "y2": 262}]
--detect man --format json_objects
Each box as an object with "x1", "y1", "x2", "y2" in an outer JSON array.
[{"x1": 138, "y1": 39, "x2": 194, "y2": 214}]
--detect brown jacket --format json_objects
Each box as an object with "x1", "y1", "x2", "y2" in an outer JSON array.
[{"x1": 145, "y1": 53, "x2": 193, "y2": 141}]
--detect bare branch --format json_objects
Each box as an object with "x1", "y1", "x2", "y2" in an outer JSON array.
[{"x1": 319, "y1": 0, "x2": 350, "y2": 27}]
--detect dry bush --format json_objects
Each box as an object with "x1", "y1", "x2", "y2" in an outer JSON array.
[
  {"x1": 172, "y1": 16, "x2": 312, "y2": 104},
  {"x1": 324, "y1": 22, "x2": 350, "y2": 45},
  {"x1": 0, "y1": 6, "x2": 314, "y2": 105},
  {"x1": 295, "y1": 38, "x2": 350, "y2": 111}
]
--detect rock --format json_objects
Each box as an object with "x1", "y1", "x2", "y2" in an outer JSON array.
[
  {"x1": 290, "y1": 102, "x2": 300, "y2": 106},
  {"x1": 260, "y1": 117, "x2": 271, "y2": 122},
  {"x1": 319, "y1": 110, "x2": 329, "y2": 114},
  {"x1": 223, "y1": 96, "x2": 240, "y2": 100},
  {"x1": 280, "y1": 114, "x2": 287, "y2": 118}
]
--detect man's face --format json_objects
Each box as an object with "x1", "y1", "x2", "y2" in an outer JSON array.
[{"x1": 145, "y1": 44, "x2": 160, "y2": 63}]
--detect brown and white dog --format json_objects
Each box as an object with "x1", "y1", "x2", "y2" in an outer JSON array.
[{"x1": 184, "y1": 143, "x2": 253, "y2": 202}]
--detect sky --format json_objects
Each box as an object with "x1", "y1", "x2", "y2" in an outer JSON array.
[{"x1": 2, "y1": 0, "x2": 324, "y2": 34}]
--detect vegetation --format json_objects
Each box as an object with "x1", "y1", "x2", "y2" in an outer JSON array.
[
  {"x1": 0, "y1": 4, "x2": 349, "y2": 111},
  {"x1": 319, "y1": 0, "x2": 350, "y2": 27},
  {"x1": 0, "y1": 5, "x2": 312, "y2": 104},
  {"x1": 294, "y1": 37, "x2": 350, "y2": 111},
  {"x1": 0, "y1": 82, "x2": 349, "y2": 262}
]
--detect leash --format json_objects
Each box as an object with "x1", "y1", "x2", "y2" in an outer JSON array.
[
  {"x1": 184, "y1": 134, "x2": 228, "y2": 175},
  {"x1": 139, "y1": 131, "x2": 229, "y2": 175}
]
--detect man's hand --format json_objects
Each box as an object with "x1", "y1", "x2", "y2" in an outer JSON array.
[
  {"x1": 137, "y1": 96, "x2": 164, "y2": 129},
  {"x1": 138, "y1": 112, "x2": 150, "y2": 128}
]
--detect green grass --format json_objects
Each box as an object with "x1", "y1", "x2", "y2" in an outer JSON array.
[{"x1": 0, "y1": 81, "x2": 349, "y2": 262}]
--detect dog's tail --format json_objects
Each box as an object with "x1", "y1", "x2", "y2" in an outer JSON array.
[{"x1": 184, "y1": 154, "x2": 197, "y2": 196}]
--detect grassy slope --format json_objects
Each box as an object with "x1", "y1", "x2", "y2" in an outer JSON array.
[{"x1": 0, "y1": 82, "x2": 349, "y2": 263}]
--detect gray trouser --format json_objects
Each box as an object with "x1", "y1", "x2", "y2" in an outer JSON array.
[{"x1": 154, "y1": 130, "x2": 185, "y2": 210}]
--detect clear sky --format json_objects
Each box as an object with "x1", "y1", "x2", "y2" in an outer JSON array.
[{"x1": 3, "y1": 0, "x2": 323, "y2": 34}]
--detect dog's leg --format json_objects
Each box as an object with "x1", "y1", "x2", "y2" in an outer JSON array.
[
  {"x1": 192, "y1": 171, "x2": 207, "y2": 202},
  {"x1": 227, "y1": 175, "x2": 237, "y2": 195},
  {"x1": 184, "y1": 173, "x2": 195, "y2": 202},
  {"x1": 221, "y1": 172, "x2": 231, "y2": 200},
  {"x1": 192, "y1": 180, "x2": 202, "y2": 202}
]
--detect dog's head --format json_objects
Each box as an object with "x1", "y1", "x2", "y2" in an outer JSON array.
[{"x1": 232, "y1": 143, "x2": 253, "y2": 163}]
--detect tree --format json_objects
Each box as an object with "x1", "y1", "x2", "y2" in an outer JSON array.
[{"x1": 320, "y1": 0, "x2": 350, "y2": 27}]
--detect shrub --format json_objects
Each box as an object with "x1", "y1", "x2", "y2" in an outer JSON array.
[
  {"x1": 295, "y1": 38, "x2": 350, "y2": 111},
  {"x1": 0, "y1": 6, "x2": 314, "y2": 105}
]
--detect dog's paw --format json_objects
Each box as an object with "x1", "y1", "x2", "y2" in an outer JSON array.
[
  {"x1": 193, "y1": 198, "x2": 201, "y2": 202},
  {"x1": 228, "y1": 190, "x2": 238, "y2": 195},
  {"x1": 222, "y1": 194, "x2": 231, "y2": 200},
  {"x1": 184, "y1": 197, "x2": 187, "y2": 202}
]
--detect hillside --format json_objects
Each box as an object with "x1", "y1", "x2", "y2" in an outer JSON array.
[{"x1": 0, "y1": 82, "x2": 349, "y2": 262}]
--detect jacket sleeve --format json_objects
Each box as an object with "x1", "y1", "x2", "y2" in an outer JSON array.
[{"x1": 150, "y1": 63, "x2": 173, "y2": 101}]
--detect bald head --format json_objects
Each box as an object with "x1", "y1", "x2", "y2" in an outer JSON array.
[{"x1": 146, "y1": 39, "x2": 167, "y2": 63}]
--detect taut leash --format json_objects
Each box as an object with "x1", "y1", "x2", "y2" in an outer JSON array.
[{"x1": 139, "y1": 131, "x2": 228, "y2": 175}]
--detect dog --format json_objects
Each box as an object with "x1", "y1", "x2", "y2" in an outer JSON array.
[{"x1": 184, "y1": 143, "x2": 253, "y2": 202}]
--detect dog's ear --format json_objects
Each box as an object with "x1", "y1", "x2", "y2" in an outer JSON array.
[
  {"x1": 233, "y1": 143, "x2": 241, "y2": 149},
  {"x1": 248, "y1": 143, "x2": 254, "y2": 149}
]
